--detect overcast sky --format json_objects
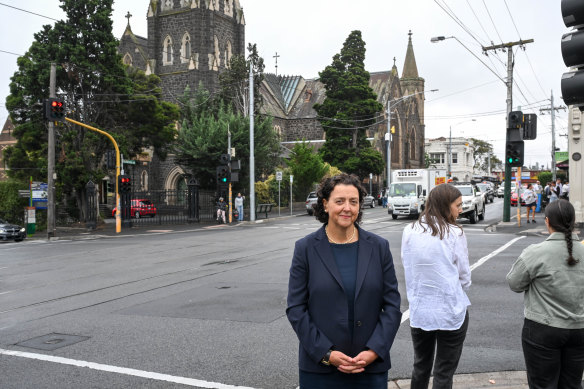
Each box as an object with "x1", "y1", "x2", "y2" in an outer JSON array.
[{"x1": 0, "y1": 0, "x2": 569, "y2": 168}]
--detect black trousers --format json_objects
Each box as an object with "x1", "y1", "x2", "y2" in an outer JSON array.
[
  {"x1": 522, "y1": 318, "x2": 584, "y2": 389},
  {"x1": 410, "y1": 311, "x2": 469, "y2": 389}
]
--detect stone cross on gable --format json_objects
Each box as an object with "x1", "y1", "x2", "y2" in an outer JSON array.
[
  {"x1": 273, "y1": 52, "x2": 280, "y2": 76},
  {"x1": 125, "y1": 11, "x2": 132, "y2": 26}
]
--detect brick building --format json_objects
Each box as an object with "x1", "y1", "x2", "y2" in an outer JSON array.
[{"x1": 0, "y1": 118, "x2": 17, "y2": 181}]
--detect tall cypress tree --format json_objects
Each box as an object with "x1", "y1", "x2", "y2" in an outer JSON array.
[{"x1": 314, "y1": 31, "x2": 384, "y2": 179}]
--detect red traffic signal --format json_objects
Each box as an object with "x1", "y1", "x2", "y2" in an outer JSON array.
[
  {"x1": 44, "y1": 98, "x2": 66, "y2": 122},
  {"x1": 118, "y1": 175, "x2": 132, "y2": 194}
]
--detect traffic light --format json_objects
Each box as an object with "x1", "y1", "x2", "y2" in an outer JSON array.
[
  {"x1": 44, "y1": 98, "x2": 65, "y2": 121},
  {"x1": 118, "y1": 175, "x2": 131, "y2": 194},
  {"x1": 523, "y1": 113, "x2": 537, "y2": 140},
  {"x1": 506, "y1": 141, "x2": 524, "y2": 167},
  {"x1": 216, "y1": 166, "x2": 229, "y2": 184},
  {"x1": 508, "y1": 111, "x2": 523, "y2": 129},
  {"x1": 561, "y1": 0, "x2": 584, "y2": 108}
]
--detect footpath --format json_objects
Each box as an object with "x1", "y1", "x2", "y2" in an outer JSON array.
[{"x1": 24, "y1": 208, "x2": 583, "y2": 388}]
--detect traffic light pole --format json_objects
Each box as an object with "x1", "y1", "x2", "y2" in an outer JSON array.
[
  {"x1": 64, "y1": 117, "x2": 122, "y2": 233},
  {"x1": 483, "y1": 39, "x2": 533, "y2": 222},
  {"x1": 47, "y1": 63, "x2": 56, "y2": 239}
]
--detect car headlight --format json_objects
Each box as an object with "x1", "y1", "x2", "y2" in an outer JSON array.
[
  {"x1": 20, "y1": 228, "x2": 25, "y2": 233},
  {"x1": 0, "y1": 229, "x2": 5, "y2": 233},
  {"x1": 464, "y1": 200, "x2": 472, "y2": 206},
  {"x1": 410, "y1": 202, "x2": 418, "y2": 209}
]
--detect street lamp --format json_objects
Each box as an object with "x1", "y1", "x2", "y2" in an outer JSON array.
[
  {"x1": 448, "y1": 119, "x2": 476, "y2": 179},
  {"x1": 430, "y1": 36, "x2": 506, "y2": 85},
  {"x1": 386, "y1": 89, "x2": 438, "y2": 189}
]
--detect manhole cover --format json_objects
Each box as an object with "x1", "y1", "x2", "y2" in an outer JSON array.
[{"x1": 16, "y1": 333, "x2": 90, "y2": 351}]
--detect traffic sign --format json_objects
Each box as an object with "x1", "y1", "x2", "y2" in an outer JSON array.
[{"x1": 276, "y1": 171, "x2": 282, "y2": 181}]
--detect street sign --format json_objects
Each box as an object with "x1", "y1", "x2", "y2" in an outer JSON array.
[
  {"x1": 276, "y1": 171, "x2": 282, "y2": 181},
  {"x1": 290, "y1": 175, "x2": 293, "y2": 183},
  {"x1": 18, "y1": 190, "x2": 30, "y2": 198},
  {"x1": 122, "y1": 159, "x2": 136, "y2": 165}
]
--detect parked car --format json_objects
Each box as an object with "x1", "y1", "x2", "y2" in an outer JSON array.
[
  {"x1": 305, "y1": 191, "x2": 318, "y2": 215},
  {"x1": 496, "y1": 186, "x2": 504, "y2": 198},
  {"x1": 112, "y1": 199, "x2": 157, "y2": 218},
  {"x1": 0, "y1": 219, "x2": 26, "y2": 242},
  {"x1": 450, "y1": 182, "x2": 485, "y2": 224},
  {"x1": 363, "y1": 194, "x2": 376, "y2": 208},
  {"x1": 476, "y1": 183, "x2": 494, "y2": 203},
  {"x1": 510, "y1": 191, "x2": 526, "y2": 207}
]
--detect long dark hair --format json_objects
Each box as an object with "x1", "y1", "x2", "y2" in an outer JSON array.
[
  {"x1": 313, "y1": 173, "x2": 366, "y2": 224},
  {"x1": 545, "y1": 199, "x2": 578, "y2": 266},
  {"x1": 415, "y1": 184, "x2": 462, "y2": 239}
]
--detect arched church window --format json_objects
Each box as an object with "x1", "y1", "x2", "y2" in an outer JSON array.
[
  {"x1": 410, "y1": 130, "x2": 416, "y2": 160},
  {"x1": 181, "y1": 33, "x2": 191, "y2": 64},
  {"x1": 162, "y1": 0, "x2": 174, "y2": 11},
  {"x1": 141, "y1": 171, "x2": 149, "y2": 191},
  {"x1": 163, "y1": 35, "x2": 174, "y2": 65},
  {"x1": 226, "y1": 40, "x2": 232, "y2": 65},
  {"x1": 123, "y1": 53, "x2": 133, "y2": 66}
]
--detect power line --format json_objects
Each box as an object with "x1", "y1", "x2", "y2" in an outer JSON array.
[
  {"x1": 482, "y1": 0, "x2": 504, "y2": 44},
  {"x1": 0, "y1": 2, "x2": 59, "y2": 21}
]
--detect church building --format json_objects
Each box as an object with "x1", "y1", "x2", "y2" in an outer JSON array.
[{"x1": 118, "y1": 0, "x2": 426, "y2": 193}]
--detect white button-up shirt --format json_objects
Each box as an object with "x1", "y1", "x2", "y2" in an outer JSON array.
[{"x1": 401, "y1": 220, "x2": 471, "y2": 331}]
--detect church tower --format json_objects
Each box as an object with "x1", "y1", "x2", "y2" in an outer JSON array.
[
  {"x1": 120, "y1": 0, "x2": 246, "y2": 102},
  {"x1": 400, "y1": 30, "x2": 425, "y2": 124}
]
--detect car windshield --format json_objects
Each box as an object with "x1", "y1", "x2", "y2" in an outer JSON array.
[
  {"x1": 389, "y1": 183, "x2": 417, "y2": 197},
  {"x1": 477, "y1": 184, "x2": 488, "y2": 191},
  {"x1": 307, "y1": 192, "x2": 317, "y2": 199},
  {"x1": 139, "y1": 200, "x2": 152, "y2": 205},
  {"x1": 457, "y1": 186, "x2": 473, "y2": 196}
]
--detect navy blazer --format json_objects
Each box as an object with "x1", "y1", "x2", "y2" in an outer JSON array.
[{"x1": 286, "y1": 224, "x2": 402, "y2": 373}]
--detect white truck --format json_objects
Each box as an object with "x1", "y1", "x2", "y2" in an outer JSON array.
[{"x1": 387, "y1": 169, "x2": 447, "y2": 220}]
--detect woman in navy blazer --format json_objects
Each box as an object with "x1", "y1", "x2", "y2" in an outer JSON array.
[{"x1": 287, "y1": 174, "x2": 402, "y2": 388}]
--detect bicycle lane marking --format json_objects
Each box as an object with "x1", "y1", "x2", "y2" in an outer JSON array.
[
  {"x1": 0, "y1": 348, "x2": 258, "y2": 389},
  {"x1": 400, "y1": 236, "x2": 526, "y2": 324}
]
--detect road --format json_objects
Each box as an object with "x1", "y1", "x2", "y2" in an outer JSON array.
[{"x1": 0, "y1": 197, "x2": 540, "y2": 388}]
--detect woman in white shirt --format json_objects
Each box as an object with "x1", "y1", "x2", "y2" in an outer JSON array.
[{"x1": 401, "y1": 183, "x2": 471, "y2": 389}]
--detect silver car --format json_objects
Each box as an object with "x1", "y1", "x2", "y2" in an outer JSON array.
[
  {"x1": 363, "y1": 194, "x2": 376, "y2": 208},
  {"x1": 305, "y1": 192, "x2": 318, "y2": 215}
]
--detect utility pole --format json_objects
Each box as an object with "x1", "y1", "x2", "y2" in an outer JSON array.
[
  {"x1": 47, "y1": 63, "x2": 56, "y2": 240},
  {"x1": 249, "y1": 63, "x2": 255, "y2": 222},
  {"x1": 483, "y1": 39, "x2": 534, "y2": 222},
  {"x1": 227, "y1": 125, "x2": 232, "y2": 223},
  {"x1": 540, "y1": 91, "x2": 566, "y2": 182},
  {"x1": 448, "y1": 127, "x2": 452, "y2": 178}
]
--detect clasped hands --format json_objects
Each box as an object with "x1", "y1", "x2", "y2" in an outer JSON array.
[{"x1": 329, "y1": 349, "x2": 378, "y2": 374}]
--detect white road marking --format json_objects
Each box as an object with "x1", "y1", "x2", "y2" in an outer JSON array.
[
  {"x1": 0, "y1": 348, "x2": 258, "y2": 389},
  {"x1": 400, "y1": 236, "x2": 526, "y2": 324}
]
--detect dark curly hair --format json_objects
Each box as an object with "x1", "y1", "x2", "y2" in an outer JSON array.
[
  {"x1": 545, "y1": 199, "x2": 578, "y2": 266},
  {"x1": 313, "y1": 173, "x2": 366, "y2": 224}
]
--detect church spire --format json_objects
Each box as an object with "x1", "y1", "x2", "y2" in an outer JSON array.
[{"x1": 401, "y1": 30, "x2": 419, "y2": 79}]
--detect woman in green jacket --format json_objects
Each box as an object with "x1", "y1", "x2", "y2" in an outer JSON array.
[{"x1": 507, "y1": 199, "x2": 584, "y2": 389}]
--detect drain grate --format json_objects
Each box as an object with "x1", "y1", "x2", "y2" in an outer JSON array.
[{"x1": 15, "y1": 333, "x2": 90, "y2": 351}]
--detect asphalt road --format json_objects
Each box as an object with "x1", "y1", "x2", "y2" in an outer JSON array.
[{"x1": 0, "y1": 198, "x2": 541, "y2": 388}]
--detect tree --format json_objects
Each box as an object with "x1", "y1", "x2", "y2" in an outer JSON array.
[
  {"x1": 286, "y1": 141, "x2": 329, "y2": 200},
  {"x1": 470, "y1": 138, "x2": 502, "y2": 173},
  {"x1": 313, "y1": 30, "x2": 384, "y2": 179},
  {"x1": 4, "y1": 0, "x2": 178, "y2": 221},
  {"x1": 174, "y1": 86, "x2": 281, "y2": 192},
  {"x1": 218, "y1": 43, "x2": 265, "y2": 116}
]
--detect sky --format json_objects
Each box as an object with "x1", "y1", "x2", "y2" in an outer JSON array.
[{"x1": 0, "y1": 0, "x2": 569, "y2": 170}]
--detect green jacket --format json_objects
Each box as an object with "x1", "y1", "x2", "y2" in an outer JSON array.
[{"x1": 507, "y1": 232, "x2": 584, "y2": 329}]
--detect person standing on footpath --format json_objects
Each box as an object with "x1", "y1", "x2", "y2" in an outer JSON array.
[
  {"x1": 507, "y1": 199, "x2": 584, "y2": 389},
  {"x1": 234, "y1": 192, "x2": 244, "y2": 221},
  {"x1": 532, "y1": 180, "x2": 542, "y2": 213},
  {"x1": 401, "y1": 183, "x2": 471, "y2": 389},
  {"x1": 216, "y1": 197, "x2": 227, "y2": 223},
  {"x1": 522, "y1": 184, "x2": 537, "y2": 223},
  {"x1": 287, "y1": 173, "x2": 402, "y2": 389}
]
